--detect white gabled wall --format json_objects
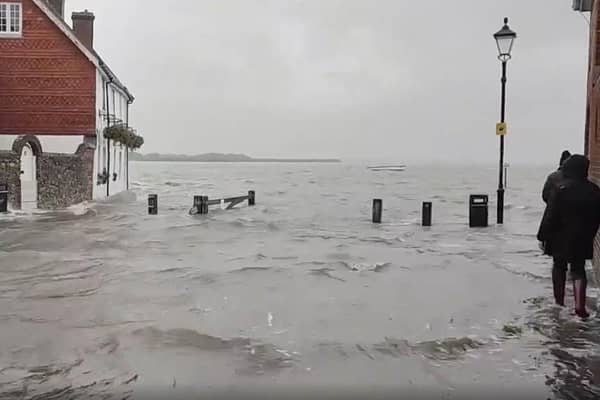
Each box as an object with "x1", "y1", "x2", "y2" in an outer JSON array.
[
  {"x1": 93, "y1": 70, "x2": 130, "y2": 200},
  {"x1": 93, "y1": 70, "x2": 104, "y2": 199}
]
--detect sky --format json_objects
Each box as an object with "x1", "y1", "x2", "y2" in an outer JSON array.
[{"x1": 65, "y1": 0, "x2": 591, "y2": 164}]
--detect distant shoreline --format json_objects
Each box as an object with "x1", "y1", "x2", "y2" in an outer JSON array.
[
  {"x1": 131, "y1": 159, "x2": 342, "y2": 163},
  {"x1": 129, "y1": 153, "x2": 341, "y2": 163}
]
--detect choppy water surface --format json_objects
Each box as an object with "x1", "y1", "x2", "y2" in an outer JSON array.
[{"x1": 1, "y1": 162, "x2": 600, "y2": 399}]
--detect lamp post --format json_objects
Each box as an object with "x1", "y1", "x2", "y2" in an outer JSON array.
[{"x1": 493, "y1": 17, "x2": 517, "y2": 225}]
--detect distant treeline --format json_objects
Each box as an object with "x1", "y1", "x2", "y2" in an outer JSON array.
[{"x1": 129, "y1": 152, "x2": 340, "y2": 163}]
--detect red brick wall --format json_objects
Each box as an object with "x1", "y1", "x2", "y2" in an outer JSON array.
[
  {"x1": 0, "y1": 0, "x2": 96, "y2": 136},
  {"x1": 587, "y1": 4, "x2": 600, "y2": 273}
]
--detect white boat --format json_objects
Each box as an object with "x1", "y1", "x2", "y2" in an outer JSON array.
[{"x1": 367, "y1": 164, "x2": 406, "y2": 172}]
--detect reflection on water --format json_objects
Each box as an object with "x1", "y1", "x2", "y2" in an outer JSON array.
[{"x1": 0, "y1": 163, "x2": 598, "y2": 398}]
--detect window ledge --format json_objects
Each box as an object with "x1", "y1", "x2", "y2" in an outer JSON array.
[{"x1": 0, "y1": 32, "x2": 22, "y2": 38}]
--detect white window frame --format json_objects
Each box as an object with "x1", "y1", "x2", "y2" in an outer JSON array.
[
  {"x1": 111, "y1": 88, "x2": 116, "y2": 118},
  {"x1": 118, "y1": 148, "x2": 122, "y2": 175},
  {"x1": 101, "y1": 79, "x2": 107, "y2": 111},
  {"x1": 119, "y1": 95, "x2": 123, "y2": 119},
  {"x1": 0, "y1": 2, "x2": 23, "y2": 37},
  {"x1": 113, "y1": 146, "x2": 117, "y2": 174},
  {"x1": 102, "y1": 144, "x2": 107, "y2": 172}
]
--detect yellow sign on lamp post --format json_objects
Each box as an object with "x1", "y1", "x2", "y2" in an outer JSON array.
[{"x1": 496, "y1": 122, "x2": 507, "y2": 136}]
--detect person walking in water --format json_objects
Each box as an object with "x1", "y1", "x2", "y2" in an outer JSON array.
[
  {"x1": 538, "y1": 155, "x2": 600, "y2": 318},
  {"x1": 542, "y1": 150, "x2": 571, "y2": 204},
  {"x1": 538, "y1": 150, "x2": 570, "y2": 303}
]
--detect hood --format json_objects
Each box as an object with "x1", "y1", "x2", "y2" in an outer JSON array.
[
  {"x1": 562, "y1": 154, "x2": 589, "y2": 180},
  {"x1": 559, "y1": 150, "x2": 571, "y2": 167}
]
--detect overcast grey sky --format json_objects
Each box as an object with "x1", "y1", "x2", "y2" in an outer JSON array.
[{"x1": 66, "y1": 0, "x2": 589, "y2": 163}]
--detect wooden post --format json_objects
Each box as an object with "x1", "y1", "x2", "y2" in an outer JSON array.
[
  {"x1": 0, "y1": 183, "x2": 7, "y2": 213},
  {"x1": 422, "y1": 202, "x2": 432, "y2": 227},
  {"x1": 193, "y1": 195, "x2": 202, "y2": 208},
  {"x1": 248, "y1": 190, "x2": 255, "y2": 206},
  {"x1": 191, "y1": 195, "x2": 202, "y2": 215},
  {"x1": 201, "y1": 196, "x2": 209, "y2": 214},
  {"x1": 148, "y1": 194, "x2": 158, "y2": 215},
  {"x1": 372, "y1": 199, "x2": 382, "y2": 223}
]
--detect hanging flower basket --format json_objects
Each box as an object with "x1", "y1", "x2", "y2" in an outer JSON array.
[{"x1": 104, "y1": 124, "x2": 144, "y2": 150}]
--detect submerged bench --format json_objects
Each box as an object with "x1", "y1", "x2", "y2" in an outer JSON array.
[{"x1": 189, "y1": 191, "x2": 255, "y2": 215}]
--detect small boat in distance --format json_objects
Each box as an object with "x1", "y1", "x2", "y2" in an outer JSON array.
[{"x1": 367, "y1": 164, "x2": 406, "y2": 172}]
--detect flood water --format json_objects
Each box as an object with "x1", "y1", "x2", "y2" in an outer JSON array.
[{"x1": 1, "y1": 162, "x2": 600, "y2": 399}]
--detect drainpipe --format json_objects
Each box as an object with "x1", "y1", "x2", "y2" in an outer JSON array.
[
  {"x1": 126, "y1": 101, "x2": 130, "y2": 190},
  {"x1": 585, "y1": 13, "x2": 592, "y2": 157},
  {"x1": 105, "y1": 78, "x2": 113, "y2": 197}
]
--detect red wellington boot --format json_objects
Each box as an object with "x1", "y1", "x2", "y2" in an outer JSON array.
[{"x1": 573, "y1": 279, "x2": 590, "y2": 319}]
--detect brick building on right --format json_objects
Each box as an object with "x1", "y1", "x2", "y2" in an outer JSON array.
[{"x1": 583, "y1": 0, "x2": 600, "y2": 269}]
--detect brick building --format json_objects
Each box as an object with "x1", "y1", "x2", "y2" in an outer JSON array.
[
  {"x1": 583, "y1": 0, "x2": 600, "y2": 270},
  {"x1": 0, "y1": 0, "x2": 134, "y2": 210}
]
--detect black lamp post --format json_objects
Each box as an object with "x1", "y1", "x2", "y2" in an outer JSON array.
[{"x1": 493, "y1": 17, "x2": 517, "y2": 225}]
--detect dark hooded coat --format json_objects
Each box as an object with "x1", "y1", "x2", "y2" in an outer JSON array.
[
  {"x1": 542, "y1": 150, "x2": 571, "y2": 204},
  {"x1": 537, "y1": 155, "x2": 600, "y2": 261},
  {"x1": 542, "y1": 170, "x2": 565, "y2": 204}
]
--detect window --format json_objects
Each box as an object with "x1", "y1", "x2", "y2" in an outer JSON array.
[
  {"x1": 103, "y1": 145, "x2": 107, "y2": 171},
  {"x1": 101, "y1": 80, "x2": 106, "y2": 111},
  {"x1": 111, "y1": 88, "x2": 116, "y2": 117},
  {"x1": 0, "y1": 3, "x2": 22, "y2": 36},
  {"x1": 97, "y1": 130, "x2": 102, "y2": 173}
]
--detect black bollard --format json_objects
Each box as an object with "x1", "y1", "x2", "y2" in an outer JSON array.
[
  {"x1": 148, "y1": 194, "x2": 158, "y2": 215},
  {"x1": 248, "y1": 190, "x2": 255, "y2": 206},
  {"x1": 372, "y1": 199, "x2": 383, "y2": 223},
  {"x1": 422, "y1": 202, "x2": 432, "y2": 227},
  {"x1": 469, "y1": 195, "x2": 489, "y2": 227},
  {"x1": 0, "y1": 183, "x2": 8, "y2": 213}
]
